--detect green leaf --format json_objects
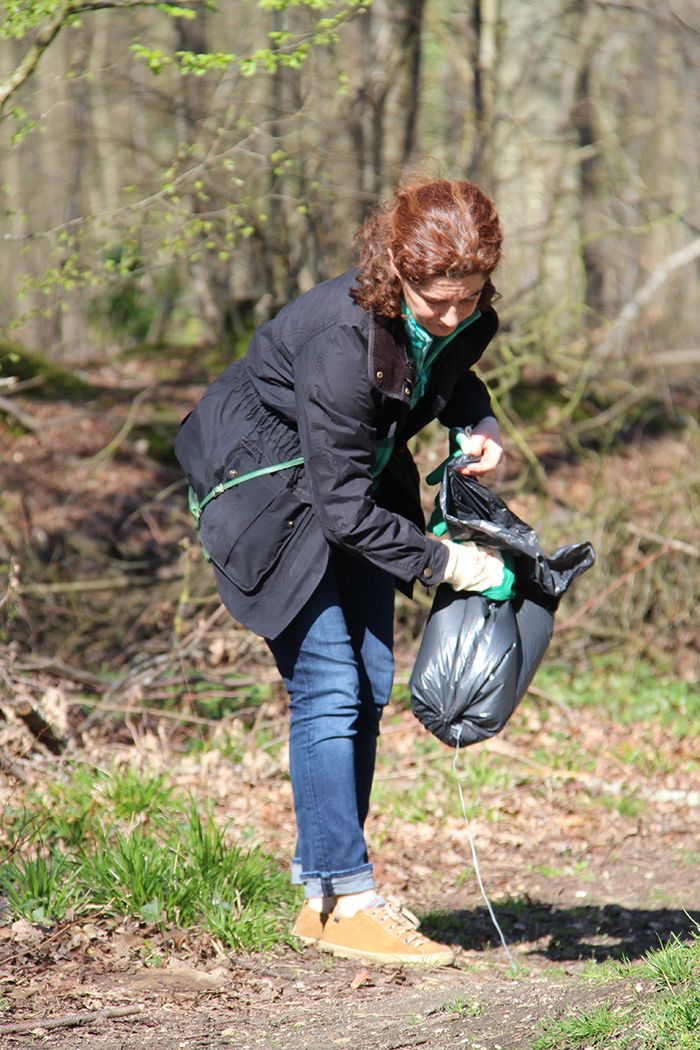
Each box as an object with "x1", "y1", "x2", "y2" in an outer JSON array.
[{"x1": 157, "y1": 2, "x2": 197, "y2": 17}]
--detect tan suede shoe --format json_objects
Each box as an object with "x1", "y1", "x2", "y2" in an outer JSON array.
[
  {"x1": 292, "y1": 902, "x2": 332, "y2": 944},
  {"x1": 319, "y1": 901, "x2": 455, "y2": 967}
]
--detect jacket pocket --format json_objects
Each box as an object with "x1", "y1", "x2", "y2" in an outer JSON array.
[{"x1": 199, "y1": 472, "x2": 307, "y2": 594}]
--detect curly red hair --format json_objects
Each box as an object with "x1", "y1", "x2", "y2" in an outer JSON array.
[{"x1": 351, "y1": 179, "x2": 502, "y2": 318}]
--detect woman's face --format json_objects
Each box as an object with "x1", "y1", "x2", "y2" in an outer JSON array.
[{"x1": 401, "y1": 273, "x2": 487, "y2": 336}]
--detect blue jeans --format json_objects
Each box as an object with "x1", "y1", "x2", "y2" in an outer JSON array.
[{"x1": 266, "y1": 550, "x2": 395, "y2": 898}]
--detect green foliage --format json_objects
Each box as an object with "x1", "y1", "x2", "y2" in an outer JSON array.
[
  {"x1": 82, "y1": 832, "x2": 180, "y2": 924},
  {"x1": 0, "y1": 764, "x2": 297, "y2": 950},
  {"x1": 100, "y1": 766, "x2": 174, "y2": 820},
  {"x1": 636, "y1": 932, "x2": 700, "y2": 989},
  {"x1": 535, "y1": 929, "x2": 700, "y2": 1050},
  {"x1": 92, "y1": 245, "x2": 184, "y2": 347},
  {"x1": 641, "y1": 986, "x2": 700, "y2": 1048},
  {"x1": 0, "y1": 1, "x2": 61, "y2": 40},
  {"x1": 7, "y1": 105, "x2": 38, "y2": 144},
  {"x1": 130, "y1": 0, "x2": 370, "y2": 78},
  {"x1": 101, "y1": 279, "x2": 157, "y2": 344},
  {"x1": 0, "y1": 848, "x2": 86, "y2": 924},
  {"x1": 156, "y1": 2, "x2": 197, "y2": 18},
  {"x1": 532, "y1": 1002, "x2": 622, "y2": 1049},
  {"x1": 1, "y1": 0, "x2": 369, "y2": 344},
  {"x1": 35, "y1": 764, "x2": 101, "y2": 845},
  {"x1": 0, "y1": 0, "x2": 202, "y2": 43}
]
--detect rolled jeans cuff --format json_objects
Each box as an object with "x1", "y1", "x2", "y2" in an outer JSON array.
[{"x1": 292, "y1": 858, "x2": 375, "y2": 899}]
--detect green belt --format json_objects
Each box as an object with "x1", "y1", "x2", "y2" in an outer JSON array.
[{"x1": 188, "y1": 455, "x2": 305, "y2": 526}]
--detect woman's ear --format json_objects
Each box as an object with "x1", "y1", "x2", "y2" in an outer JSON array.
[{"x1": 478, "y1": 276, "x2": 496, "y2": 308}]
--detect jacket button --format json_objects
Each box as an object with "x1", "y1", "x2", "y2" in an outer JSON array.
[
  {"x1": 229, "y1": 469, "x2": 238, "y2": 478},
  {"x1": 404, "y1": 384, "x2": 412, "y2": 397},
  {"x1": 423, "y1": 567, "x2": 433, "y2": 579},
  {"x1": 375, "y1": 370, "x2": 384, "y2": 381},
  {"x1": 286, "y1": 519, "x2": 295, "y2": 528}
]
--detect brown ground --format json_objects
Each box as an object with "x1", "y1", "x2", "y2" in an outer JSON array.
[
  {"x1": 0, "y1": 359, "x2": 698, "y2": 1049},
  {"x1": 1, "y1": 717, "x2": 697, "y2": 1050}
]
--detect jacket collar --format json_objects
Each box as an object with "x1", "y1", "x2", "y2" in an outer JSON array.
[{"x1": 367, "y1": 316, "x2": 415, "y2": 403}]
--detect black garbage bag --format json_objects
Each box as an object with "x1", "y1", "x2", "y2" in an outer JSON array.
[{"x1": 410, "y1": 460, "x2": 595, "y2": 748}]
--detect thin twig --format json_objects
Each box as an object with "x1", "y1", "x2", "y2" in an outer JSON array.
[
  {"x1": 626, "y1": 523, "x2": 699, "y2": 558},
  {"x1": 554, "y1": 548, "x2": 668, "y2": 632},
  {"x1": 85, "y1": 387, "x2": 151, "y2": 470},
  {"x1": 71, "y1": 696, "x2": 258, "y2": 727},
  {"x1": 0, "y1": 1005, "x2": 143, "y2": 1035},
  {"x1": 0, "y1": 0, "x2": 71, "y2": 117},
  {"x1": 16, "y1": 659, "x2": 110, "y2": 689},
  {"x1": 526, "y1": 685, "x2": 577, "y2": 725},
  {"x1": 17, "y1": 576, "x2": 162, "y2": 595},
  {"x1": 0, "y1": 747, "x2": 30, "y2": 784},
  {"x1": 0, "y1": 395, "x2": 46, "y2": 439}
]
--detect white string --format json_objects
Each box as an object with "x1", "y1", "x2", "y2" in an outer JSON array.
[{"x1": 452, "y1": 728, "x2": 518, "y2": 972}]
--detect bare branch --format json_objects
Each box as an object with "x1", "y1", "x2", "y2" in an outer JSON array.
[
  {"x1": 592, "y1": 0, "x2": 700, "y2": 36},
  {"x1": 0, "y1": 394, "x2": 47, "y2": 438},
  {"x1": 75, "y1": 0, "x2": 203, "y2": 9},
  {"x1": 594, "y1": 235, "x2": 700, "y2": 360},
  {"x1": 0, "y1": 0, "x2": 206, "y2": 119},
  {"x1": 0, "y1": 0, "x2": 71, "y2": 117},
  {"x1": 0, "y1": 1006, "x2": 144, "y2": 1037},
  {"x1": 626, "y1": 523, "x2": 699, "y2": 558}
]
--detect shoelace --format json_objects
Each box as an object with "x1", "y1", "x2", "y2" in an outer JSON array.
[
  {"x1": 385, "y1": 897, "x2": 420, "y2": 927},
  {"x1": 373, "y1": 901, "x2": 429, "y2": 946}
]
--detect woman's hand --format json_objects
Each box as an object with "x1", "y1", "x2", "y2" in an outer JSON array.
[
  {"x1": 456, "y1": 417, "x2": 504, "y2": 475},
  {"x1": 439, "y1": 539, "x2": 505, "y2": 592}
]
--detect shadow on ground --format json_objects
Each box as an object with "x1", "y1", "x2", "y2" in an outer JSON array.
[{"x1": 421, "y1": 900, "x2": 700, "y2": 962}]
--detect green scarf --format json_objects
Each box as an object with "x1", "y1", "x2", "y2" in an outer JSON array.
[
  {"x1": 402, "y1": 301, "x2": 482, "y2": 407},
  {"x1": 372, "y1": 304, "x2": 482, "y2": 478}
]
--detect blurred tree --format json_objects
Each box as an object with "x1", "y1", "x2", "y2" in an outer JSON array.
[
  {"x1": 0, "y1": 0, "x2": 698, "y2": 387},
  {"x1": 0, "y1": 0, "x2": 375, "y2": 349}
]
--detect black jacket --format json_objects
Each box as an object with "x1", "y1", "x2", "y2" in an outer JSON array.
[{"x1": 174, "y1": 269, "x2": 499, "y2": 639}]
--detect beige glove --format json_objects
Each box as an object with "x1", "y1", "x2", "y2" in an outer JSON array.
[{"x1": 440, "y1": 539, "x2": 505, "y2": 593}]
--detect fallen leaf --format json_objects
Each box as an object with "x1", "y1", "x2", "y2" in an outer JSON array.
[
  {"x1": 10, "y1": 920, "x2": 44, "y2": 946},
  {"x1": 350, "y1": 968, "x2": 372, "y2": 989}
]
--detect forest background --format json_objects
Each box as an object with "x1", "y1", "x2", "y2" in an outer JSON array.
[
  {"x1": 1, "y1": 0, "x2": 698, "y2": 674},
  {"x1": 0, "y1": 2, "x2": 698, "y2": 1046}
]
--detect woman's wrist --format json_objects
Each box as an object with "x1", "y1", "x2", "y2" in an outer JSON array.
[{"x1": 473, "y1": 415, "x2": 501, "y2": 440}]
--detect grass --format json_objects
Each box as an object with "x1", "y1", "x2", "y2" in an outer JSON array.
[
  {"x1": 373, "y1": 732, "x2": 511, "y2": 826},
  {"x1": 0, "y1": 849, "x2": 88, "y2": 926},
  {"x1": 440, "y1": 995, "x2": 484, "y2": 1018},
  {"x1": 0, "y1": 763, "x2": 299, "y2": 951},
  {"x1": 600, "y1": 791, "x2": 646, "y2": 819},
  {"x1": 529, "y1": 860, "x2": 594, "y2": 881},
  {"x1": 531, "y1": 1001, "x2": 622, "y2": 1049},
  {"x1": 534, "y1": 928, "x2": 700, "y2": 1049},
  {"x1": 532, "y1": 659, "x2": 700, "y2": 739}
]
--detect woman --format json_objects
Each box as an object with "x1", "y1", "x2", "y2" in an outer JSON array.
[{"x1": 175, "y1": 178, "x2": 507, "y2": 967}]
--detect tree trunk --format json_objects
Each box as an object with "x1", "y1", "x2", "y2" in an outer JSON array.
[
  {"x1": 59, "y1": 27, "x2": 94, "y2": 361},
  {"x1": 467, "y1": 0, "x2": 499, "y2": 185},
  {"x1": 573, "y1": 60, "x2": 606, "y2": 315}
]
